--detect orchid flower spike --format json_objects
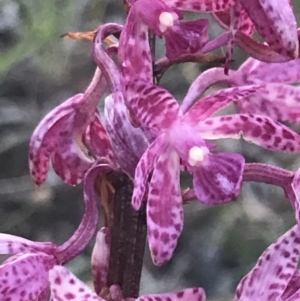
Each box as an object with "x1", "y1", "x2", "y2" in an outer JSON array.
[{"x1": 0, "y1": 164, "x2": 103, "y2": 301}]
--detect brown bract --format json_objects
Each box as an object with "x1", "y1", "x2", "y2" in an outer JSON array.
[{"x1": 61, "y1": 30, "x2": 117, "y2": 46}]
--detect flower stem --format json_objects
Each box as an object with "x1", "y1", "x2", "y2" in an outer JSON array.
[{"x1": 106, "y1": 172, "x2": 147, "y2": 299}]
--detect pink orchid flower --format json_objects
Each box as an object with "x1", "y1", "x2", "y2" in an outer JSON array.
[
  {"x1": 126, "y1": 0, "x2": 298, "y2": 64},
  {"x1": 118, "y1": 6, "x2": 300, "y2": 266}
]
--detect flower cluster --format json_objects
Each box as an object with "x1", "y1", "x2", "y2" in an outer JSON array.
[{"x1": 2, "y1": 0, "x2": 300, "y2": 300}]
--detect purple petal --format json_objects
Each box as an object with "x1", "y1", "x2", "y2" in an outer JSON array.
[
  {"x1": 29, "y1": 94, "x2": 83, "y2": 185},
  {"x1": 199, "y1": 113, "x2": 300, "y2": 153},
  {"x1": 164, "y1": 19, "x2": 209, "y2": 60},
  {"x1": 234, "y1": 225, "x2": 300, "y2": 301},
  {"x1": 127, "y1": 83, "x2": 180, "y2": 136},
  {"x1": 118, "y1": 5, "x2": 152, "y2": 86},
  {"x1": 132, "y1": 134, "x2": 167, "y2": 210},
  {"x1": 181, "y1": 67, "x2": 235, "y2": 113},
  {"x1": 104, "y1": 92, "x2": 148, "y2": 177},
  {"x1": 137, "y1": 287, "x2": 206, "y2": 301},
  {"x1": 93, "y1": 24, "x2": 123, "y2": 92},
  {"x1": 163, "y1": 0, "x2": 235, "y2": 12},
  {"x1": 201, "y1": 31, "x2": 231, "y2": 54},
  {"x1": 184, "y1": 85, "x2": 262, "y2": 123},
  {"x1": 235, "y1": 31, "x2": 292, "y2": 62},
  {"x1": 49, "y1": 266, "x2": 104, "y2": 301},
  {"x1": 213, "y1": 6, "x2": 255, "y2": 35},
  {"x1": 0, "y1": 253, "x2": 55, "y2": 301},
  {"x1": 239, "y1": 0, "x2": 298, "y2": 58},
  {"x1": 51, "y1": 127, "x2": 94, "y2": 185},
  {"x1": 147, "y1": 148, "x2": 183, "y2": 265},
  {"x1": 91, "y1": 228, "x2": 111, "y2": 295},
  {"x1": 29, "y1": 68, "x2": 107, "y2": 186},
  {"x1": 238, "y1": 57, "x2": 300, "y2": 85},
  {"x1": 236, "y1": 84, "x2": 300, "y2": 123},
  {"x1": 0, "y1": 233, "x2": 56, "y2": 255},
  {"x1": 85, "y1": 113, "x2": 114, "y2": 162},
  {"x1": 191, "y1": 152, "x2": 245, "y2": 205}
]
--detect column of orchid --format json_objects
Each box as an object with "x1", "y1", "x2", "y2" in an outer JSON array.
[{"x1": 2, "y1": 0, "x2": 300, "y2": 300}]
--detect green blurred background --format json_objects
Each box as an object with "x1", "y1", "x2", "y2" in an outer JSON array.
[{"x1": 1, "y1": 1, "x2": 300, "y2": 300}]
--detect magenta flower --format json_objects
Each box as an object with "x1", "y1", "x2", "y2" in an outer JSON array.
[
  {"x1": 118, "y1": 3, "x2": 300, "y2": 265},
  {"x1": 234, "y1": 224, "x2": 300, "y2": 301},
  {"x1": 125, "y1": 0, "x2": 298, "y2": 64},
  {"x1": 0, "y1": 164, "x2": 102, "y2": 301},
  {"x1": 130, "y1": 83, "x2": 300, "y2": 265}
]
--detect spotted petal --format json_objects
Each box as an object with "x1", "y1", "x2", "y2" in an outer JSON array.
[
  {"x1": 181, "y1": 67, "x2": 236, "y2": 113},
  {"x1": 49, "y1": 266, "x2": 105, "y2": 301},
  {"x1": 129, "y1": 83, "x2": 180, "y2": 136},
  {"x1": 184, "y1": 85, "x2": 262, "y2": 123},
  {"x1": 51, "y1": 123, "x2": 94, "y2": 185},
  {"x1": 163, "y1": 0, "x2": 235, "y2": 12},
  {"x1": 239, "y1": 0, "x2": 298, "y2": 58},
  {"x1": 119, "y1": 4, "x2": 152, "y2": 86},
  {"x1": 29, "y1": 68, "x2": 107, "y2": 185},
  {"x1": 213, "y1": 6, "x2": 255, "y2": 36},
  {"x1": 137, "y1": 287, "x2": 206, "y2": 301},
  {"x1": 200, "y1": 114, "x2": 300, "y2": 152},
  {"x1": 191, "y1": 152, "x2": 245, "y2": 205},
  {"x1": 147, "y1": 148, "x2": 182, "y2": 265},
  {"x1": 0, "y1": 253, "x2": 56, "y2": 301},
  {"x1": 132, "y1": 134, "x2": 167, "y2": 210},
  {"x1": 236, "y1": 84, "x2": 300, "y2": 123},
  {"x1": 0, "y1": 233, "x2": 56, "y2": 255},
  {"x1": 234, "y1": 225, "x2": 300, "y2": 301},
  {"x1": 238, "y1": 57, "x2": 300, "y2": 85},
  {"x1": 29, "y1": 94, "x2": 83, "y2": 185},
  {"x1": 105, "y1": 92, "x2": 148, "y2": 177},
  {"x1": 85, "y1": 113, "x2": 114, "y2": 162}
]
